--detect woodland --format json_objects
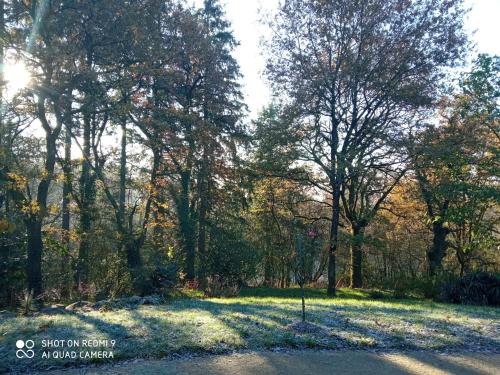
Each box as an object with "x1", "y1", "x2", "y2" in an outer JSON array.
[{"x1": 0, "y1": 0, "x2": 498, "y2": 309}]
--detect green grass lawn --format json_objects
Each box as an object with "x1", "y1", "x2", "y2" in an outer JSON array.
[{"x1": 1, "y1": 288, "x2": 498, "y2": 373}]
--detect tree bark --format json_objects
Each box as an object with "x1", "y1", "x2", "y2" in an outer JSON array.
[
  {"x1": 119, "y1": 121, "x2": 126, "y2": 225},
  {"x1": 264, "y1": 249, "x2": 273, "y2": 286},
  {"x1": 0, "y1": 0, "x2": 4, "y2": 111},
  {"x1": 456, "y1": 248, "x2": 467, "y2": 277},
  {"x1": 179, "y1": 170, "x2": 195, "y2": 280},
  {"x1": 197, "y1": 151, "x2": 209, "y2": 288},
  {"x1": 62, "y1": 124, "x2": 71, "y2": 242},
  {"x1": 428, "y1": 221, "x2": 449, "y2": 276},
  {"x1": 350, "y1": 225, "x2": 364, "y2": 288},
  {"x1": 77, "y1": 115, "x2": 93, "y2": 287},
  {"x1": 119, "y1": 121, "x2": 142, "y2": 271},
  {"x1": 125, "y1": 238, "x2": 141, "y2": 269},
  {"x1": 25, "y1": 103, "x2": 62, "y2": 297},
  {"x1": 327, "y1": 181, "x2": 341, "y2": 297},
  {"x1": 61, "y1": 120, "x2": 72, "y2": 297},
  {"x1": 150, "y1": 149, "x2": 163, "y2": 245},
  {"x1": 26, "y1": 220, "x2": 43, "y2": 297}
]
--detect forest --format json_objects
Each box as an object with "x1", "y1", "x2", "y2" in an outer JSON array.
[{"x1": 0, "y1": 0, "x2": 498, "y2": 309}]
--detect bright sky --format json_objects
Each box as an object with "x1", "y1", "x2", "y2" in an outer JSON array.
[{"x1": 204, "y1": 0, "x2": 500, "y2": 120}]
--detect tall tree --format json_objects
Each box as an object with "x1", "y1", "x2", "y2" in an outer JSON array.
[
  {"x1": 265, "y1": 0, "x2": 468, "y2": 295},
  {"x1": 2, "y1": 0, "x2": 85, "y2": 296},
  {"x1": 411, "y1": 55, "x2": 500, "y2": 276}
]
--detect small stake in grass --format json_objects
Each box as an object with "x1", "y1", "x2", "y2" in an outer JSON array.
[
  {"x1": 295, "y1": 222, "x2": 318, "y2": 323},
  {"x1": 295, "y1": 232, "x2": 306, "y2": 322}
]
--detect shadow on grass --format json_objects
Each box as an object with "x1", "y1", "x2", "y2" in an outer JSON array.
[
  {"x1": 1, "y1": 289, "x2": 499, "y2": 373},
  {"x1": 238, "y1": 287, "x2": 374, "y2": 300},
  {"x1": 164, "y1": 298, "x2": 499, "y2": 352},
  {"x1": 0, "y1": 311, "x2": 131, "y2": 373}
]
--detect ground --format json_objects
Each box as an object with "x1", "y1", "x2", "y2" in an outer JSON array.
[
  {"x1": 0, "y1": 288, "x2": 498, "y2": 373},
  {"x1": 47, "y1": 351, "x2": 500, "y2": 375}
]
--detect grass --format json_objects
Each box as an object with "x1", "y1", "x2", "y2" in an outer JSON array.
[{"x1": 0, "y1": 287, "x2": 498, "y2": 373}]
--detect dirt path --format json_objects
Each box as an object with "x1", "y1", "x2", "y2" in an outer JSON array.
[{"x1": 44, "y1": 351, "x2": 499, "y2": 375}]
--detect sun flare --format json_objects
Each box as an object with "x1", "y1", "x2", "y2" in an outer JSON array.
[{"x1": 4, "y1": 61, "x2": 32, "y2": 93}]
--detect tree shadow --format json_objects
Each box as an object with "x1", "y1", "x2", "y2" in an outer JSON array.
[
  {"x1": 1, "y1": 310, "x2": 131, "y2": 372},
  {"x1": 168, "y1": 298, "x2": 499, "y2": 352},
  {"x1": 1, "y1": 295, "x2": 498, "y2": 373}
]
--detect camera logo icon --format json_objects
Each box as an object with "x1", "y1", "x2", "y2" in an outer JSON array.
[{"x1": 15, "y1": 340, "x2": 35, "y2": 359}]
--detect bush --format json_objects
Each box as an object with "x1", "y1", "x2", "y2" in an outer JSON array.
[
  {"x1": 207, "y1": 217, "x2": 259, "y2": 286},
  {"x1": 204, "y1": 275, "x2": 241, "y2": 298},
  {"x1": 391, "y1": 275, "x2": 414, "y2": 299},
  {"x1": 368, "y1": 290, "x2": 386, "y2": 299},
  {"x1": 92, "y1": 294, "x2": 164, "y2": 311},
  {"x1": 414, "y1": 273, "x2": 456, "y2": 299},
  {"x1": 0, "y1": 221, "x2": 26, "y2": 307},
  {"x1": 95, "y1": 253, "x2": 133, "y2": 299},
  {"x1": 150, "y1": 264, "x2": 178, "y2": 295},
  {"x1": 439, "y1": 272, "x2": 500, "y2": 306},
  {"x1": 386, "y1": 273, "x2": 455, "y2": 300}
]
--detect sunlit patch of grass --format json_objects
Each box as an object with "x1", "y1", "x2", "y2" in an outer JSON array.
[{"x1": 1, "y1": 288, "x2": 498, "y2": 372}]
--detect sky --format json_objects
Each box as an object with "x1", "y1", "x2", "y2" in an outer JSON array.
[{"x1": 199, "y1": 0, "x2": 500, "y2": 120}]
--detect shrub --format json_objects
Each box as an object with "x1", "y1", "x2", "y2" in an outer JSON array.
[
  {"x1": 0, "y1": 223, "x2": 26, "y2": 307},
  {"x1": 439, "y1": 272, "x2": 500, "y2": 306},
  {"x1": 92, "y1": 294, "x2": 164, "y2": 311},
  {"x1": 392, "y1": 275, "x2": 413, "y2": 299},
  {"x1": 207, "y1": 219, "x2": 259, "y2": 285},
  {"x1": 414, "y1": 273, "x2": 456, "y2": 299},
  {"x1": 151, "y1": 265, "x2": 178, "y2": 290},
  {"x1": 368, "y1": 290, "x2": 386, "y2": 299},
  {"x1": 387, "y1": 273, "x2": 455, "y2": 300},
  {"x1": 95, "y1": 253, "x2": 133, "y2": 299},
  {"x1": 204, "y1": 275, "x2": 241, "y2": 298}
]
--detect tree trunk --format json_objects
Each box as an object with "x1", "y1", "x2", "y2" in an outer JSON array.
[
  {"x1": 26, "y1": 220, "x2": 43, "y2": 297},
  {"x1": 197, "y1": 198, "x2": 207, "y2": 286},
  {"x1": 197, "y1": 152, "x2": 209, "y2": 288},
  {"x1": 457, "y1": 249, "x2": 465, "y2": 277},
  {"x1": 428, "y1": 221, "x2": 449, "y2": 276},
  {"x1": 150, "y1": 150, "x2": 163, "y2": 246},
  {"x1": 62, "y1": 124, "x2": 71, "y2": 242},
  {"x1": 125, "y1": 238, "x2": 141, "y2": 269},
  {"x1": 77, "y1": 116, "x2": 93, "y2": 287},
  {"x1": 0, "y1": 0, "x2": 4, "y2": 115},
  {"x1": 179, "y1": 170, "x2": 195, "y2": 280},
  {"x1": 301, "y1": 281, "x2": 306, "y2": 322},
  {"x1": 25, "y1": 121, "x2": 61, "y2": 298},
  {"x1": 119, "y1": 121, "x2": 142, "y2": 271},
  {"x1": 264, "y1": 249, "x2": 273, "y2": 286},
  {"x1": 119, "y1": 121, "x2": 126, "y2": 224},
  {"x1": 327, "y1": 183, "x2": 341, "y2": 297},
  {"x1": 350, "y1": 225, "x2": 364, "y2": 288},
  {"x1": 61, "y1": 121, "x2": 72, "y2": 297}
]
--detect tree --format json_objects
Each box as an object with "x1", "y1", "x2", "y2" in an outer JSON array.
[
  {"x1": 362, "y1": 179, "x2": 430, "y2": 285},
  {"x1": 138, "y1": 0, "x2": 244, "y2": 281},
  {"x1": 1, "y1": 0, "x2": 90, "y2": 297},
  {"x1": 248, "y1": 178, "x2": 302, "y2": 287},
  {"x1": 341, "y1": 151, "x2": 407, "y2": 288},
  {"x1": 265, "y1": 0, "x2": 468, "y2": 295},
  {"x1": 411, "y1": 55, "x2": 500, "y2": 276}
]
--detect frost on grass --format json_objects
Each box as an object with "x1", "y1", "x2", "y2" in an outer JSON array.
[
  {"x1": 286, "y1": 321, "x2": 324, "y2": 335},
  {"x1": 1, "y1": 290, "x2": 499, "y2": 372}
]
